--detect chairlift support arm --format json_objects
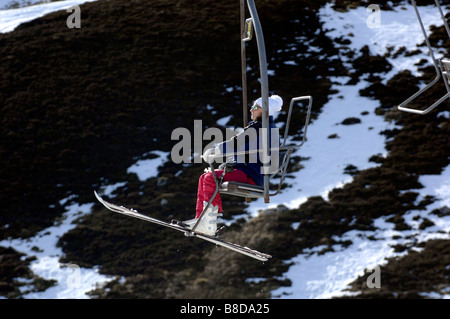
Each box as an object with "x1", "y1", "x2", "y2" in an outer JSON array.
[
  {"x1": 234, "y1": 1, "x2": 314, "y2": 204},
  {"x1": 245, "y1": 0, "x2": 271, "y2": 202},
  {"x1": 240, "y1": 0, "x2": 249, "y2": 127},
  {"x1": 397, "y1": 0, "x2": 450, "y2": 115}
]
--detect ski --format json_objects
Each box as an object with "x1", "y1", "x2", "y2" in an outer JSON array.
[
  {"x1": 195, "y1": 233, "x2": 272, "y2": 261},
  {"x1": 94, "y1": 191, "x2": 271, "y2": 262}
]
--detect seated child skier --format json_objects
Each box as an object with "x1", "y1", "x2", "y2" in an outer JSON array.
[{"x1": 174, "y1": 95, "x2": 282, "y2": 236}]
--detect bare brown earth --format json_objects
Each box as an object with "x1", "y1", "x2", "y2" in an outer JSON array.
[{"x1": 1, "y1": 0, "x2": 449, "y2": 298}]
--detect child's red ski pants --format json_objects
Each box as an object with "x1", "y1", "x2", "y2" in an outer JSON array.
[{"x1": 195, "y1": 169, "x2": 256, "y2": 218}]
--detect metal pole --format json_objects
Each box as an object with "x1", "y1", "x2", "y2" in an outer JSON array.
[
  {"x1": 240, "y1": 0, "x2": 248, "y2": 127},
  {"x1": 246, "y1": 0, "x2": 270, "y2": 203},
  {"x1": 397, "y1": 0, "x2": 443, "y2": 114},
  {"x1": 435, "y1": 0, "x2": 450, "y2": 39}
]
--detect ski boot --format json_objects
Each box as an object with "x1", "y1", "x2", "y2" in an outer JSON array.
[
  {"x1": 193, "y1": 204, "x2": 223, "y2": 237},
  {"x1": 172, "y1": 202, "x2": 223, "y2": 236}
]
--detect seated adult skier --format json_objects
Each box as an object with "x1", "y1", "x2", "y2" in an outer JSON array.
[{"x1": 176, "y1": 95, "x2": 282, "y2": 236}]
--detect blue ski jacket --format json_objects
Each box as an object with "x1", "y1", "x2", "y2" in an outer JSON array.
[{"x1": 217, "y1": 116, "x2": 279, "y2": 186}]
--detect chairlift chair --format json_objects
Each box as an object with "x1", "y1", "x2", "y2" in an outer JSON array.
[{"x1": 397, "y1": 0, "x2": 450, "y2": 115}]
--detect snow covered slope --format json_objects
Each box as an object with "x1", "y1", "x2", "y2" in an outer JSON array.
[{"x1": 267, "y1": 3, "x2": 450, "y2": 299}]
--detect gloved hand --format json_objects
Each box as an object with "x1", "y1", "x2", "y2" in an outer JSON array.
[{"x1": 202, "y1": 147, "x2": 220, "y2": 163}]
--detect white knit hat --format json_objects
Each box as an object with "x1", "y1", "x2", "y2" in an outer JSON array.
[{"x1": 254, "y1": 95, "x2": 283, "y2": 116}]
